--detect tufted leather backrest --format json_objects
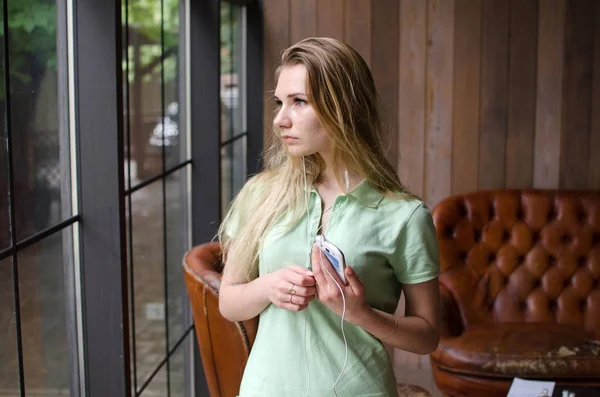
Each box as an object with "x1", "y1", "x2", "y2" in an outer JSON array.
[
  {"x1": 432, "y1": 190, "x2": 600, "y2": 337},
  {"x1": 183, "y1": 242, "x2": 258, "y2": 397}
]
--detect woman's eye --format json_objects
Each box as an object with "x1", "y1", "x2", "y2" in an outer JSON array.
[
  {"x1": 294, "y1": 98, "x2": 307, "y2": 106},
  {"x1": 274, "y1": 99, "x2": 282, "y2": 107}
]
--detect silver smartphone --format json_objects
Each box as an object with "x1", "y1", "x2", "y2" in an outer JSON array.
[{"x1": 314, "y1": 234, "x2": 348, "y2": 285}]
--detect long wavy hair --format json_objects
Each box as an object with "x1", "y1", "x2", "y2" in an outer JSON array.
[{"x1": 218, "y1": 37, "x2": 414, "y2": 281}]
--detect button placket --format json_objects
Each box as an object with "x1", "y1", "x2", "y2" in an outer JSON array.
[
  {"x1": 311, "y1": 191, "x2": 321, "y2": 236},
  {"x1": 305, "y1": 191, "x2": 321, "y2": 269},
  {"x1": 321, "y1": 195, "x2": 345, "y2": 239}
]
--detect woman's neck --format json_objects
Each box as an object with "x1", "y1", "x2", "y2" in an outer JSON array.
[
  {"x1": 316, "y1": 166, "x2": 338, "y2": 189},
  {"x1": 315, "y1": 153, "x2": 361, "y2": 192}
]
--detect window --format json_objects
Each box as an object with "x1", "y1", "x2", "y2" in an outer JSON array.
[
  {"x1": 122, "y1": 0, "x2": 193, "y2": 395},
  {"x1": 0, "y1": 0, "x2": 80, "y2": 395},
  {"x1": 221, "y1": 1, "x2": 248, "y2": 214},
  {"x1": 0, "y1": 0, "x2": 262, "y2": 396}
]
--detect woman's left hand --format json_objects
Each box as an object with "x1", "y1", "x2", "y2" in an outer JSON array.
[{"x1": 311, "y1": 245, "x2": 370, "y2": 323}]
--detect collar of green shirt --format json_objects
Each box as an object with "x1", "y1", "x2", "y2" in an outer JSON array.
[{"x1": 308, "y1": 178, "x2": 384, "y2": 209}]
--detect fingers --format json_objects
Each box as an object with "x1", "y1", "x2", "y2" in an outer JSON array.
[
  {"x1": 287, "y1": 292, "x2": 316, "y2": 305},
  {"x1": 274, "y1": 291, "x2": 315, "y2": 311},
  {"x1": 284, "y1": 285, "x2": 317, "y2": 298},
  {"x1": 345, "y1": 266, "x2": 364, "y2": 296},
  {"x1": 287, "y1": 264, "x2": 313, "y2": 275},
  {"x1": 311, "y1": 246, "x2": 328, "y2": 287},
  {"x1": 284, "y1": 266, "x2": 316, "y2": 287},
  {"x1": 275, "y1": 285, "x2": 316, "y2": 303},
  {"x1": 311, "y1": 245, "x2": 343, "y2": 286},
  {"x1": 271, "y1": 266, "x2": 317, "y2": 312}
]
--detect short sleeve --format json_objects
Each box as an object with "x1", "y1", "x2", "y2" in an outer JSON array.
[
  {"x1": 391, "y1": 202, "x2": 440, "y2": 284},
  {"x1": 222, "y1": 176, "x2": 264, "y2": 240}
]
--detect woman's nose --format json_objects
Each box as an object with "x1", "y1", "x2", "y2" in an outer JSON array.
[{"x1": 273, "y1": 106, "x2": 292, "y2": 129}]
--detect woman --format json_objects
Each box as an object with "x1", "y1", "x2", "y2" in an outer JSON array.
[{"x1": 218, "y1": 37, "x2": 441, "y2": 397}]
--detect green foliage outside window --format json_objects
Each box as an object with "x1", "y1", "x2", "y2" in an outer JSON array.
[{"x1": 0, "y1": 0, "x2": 237, "y2": 99}]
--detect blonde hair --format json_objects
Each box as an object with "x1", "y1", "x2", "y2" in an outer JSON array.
[{"x1": 218, "y1": 37, "x2": 414, "y2": 281}]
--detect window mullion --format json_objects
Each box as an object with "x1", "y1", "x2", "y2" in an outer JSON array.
[
  {"x1": 245, "y1": 1, "x2": 263, "y2": 176},
  {"x1": 73, "y1": 0, "x2": 131, "y2": 396}
]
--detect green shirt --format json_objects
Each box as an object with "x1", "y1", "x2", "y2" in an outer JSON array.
[{"x1": 236, "y1": 179, "x2": 440, "y2": 397}]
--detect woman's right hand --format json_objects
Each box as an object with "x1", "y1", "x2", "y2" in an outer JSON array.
[{"x1": 265, "y1": 265, "x2": 317, "y2": 312}]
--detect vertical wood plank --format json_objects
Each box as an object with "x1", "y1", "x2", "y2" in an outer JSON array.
[
  {"x1": 317, "y1": 0, "x2": 344, "y2": 40},
  {"x1": 344, "y1": 0, "x2": 372, "y2": 66},
  {"x1": 425, "y1": 0, "x2": 454, "y2": 207},
  {"x1": 371, "y1": 0, "x2": 400, "y2": 165},
  {"x1": 534, "y1": 0, "x2": 566, "y2": 189},
  {"x1": 398, "y1": 0, "x2": 427, "y2": 198},
  {"x1": 452, "y1": 0, "x2": 482, "y2": 195},
  {"x1": 263, "y1": 0, "x2": 290, "y2": 145},
  {"x1": 505, "y1": 0, "x2": 538, "y2": 188},
  {"x1": 590, "y1": 1, "x2": 600, "y2": 189},
  {"x1": 290, "y1": 0, "x2": 317, "y2": 44},
  {"x1": 478, "y1": 0, "x2": 509, "y2": 190},
  {"x1": 559, "y1": 0, "x2": 594, "y2": 189}
]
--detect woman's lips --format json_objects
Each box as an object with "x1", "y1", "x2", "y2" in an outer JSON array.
[{"x1": 281, "y1": 135, "x2": 298, "y2": 143}]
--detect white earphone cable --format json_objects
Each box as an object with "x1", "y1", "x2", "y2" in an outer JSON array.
[
  {"x1": 318, "y1": 240, "x2": 348, "y2": 397},
  {"x1": 302, "y1": 158, "x2": 311, "y2": 397}
]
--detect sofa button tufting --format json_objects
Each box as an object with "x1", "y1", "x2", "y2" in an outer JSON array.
[{"x1": 431, "y1": 190, "x2": 600, "y2": 397}]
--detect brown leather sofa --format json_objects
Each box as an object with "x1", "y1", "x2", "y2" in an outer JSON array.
[
  {"x1": 183, "y1": 242, "x2": 433, "y2": 397},
  {"x1": 430, "y1": 190, "x2": 600, "y2": 397}
]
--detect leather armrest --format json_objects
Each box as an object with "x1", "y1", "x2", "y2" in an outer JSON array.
[
  {"x1": 439, "y1": 283, "x2": 464, "y2": 338},
  {"x1": 183, "y1": 242, "x2": 259, "y2": 396},
  {"x1": 184, "y1": 243, "x2": 259, "y2": 349},
  {"x1": 185, "y1": 242, "x2": 223, "y2": 293}
]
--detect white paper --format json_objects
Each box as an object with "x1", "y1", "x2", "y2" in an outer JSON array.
[{"x1": 507, "y1": 377, "x2": 556, "y2": 397}]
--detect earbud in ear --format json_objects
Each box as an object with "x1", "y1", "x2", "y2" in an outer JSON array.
[{"x1": 344, "y1": 169, "x2": 350, "y2": 191}]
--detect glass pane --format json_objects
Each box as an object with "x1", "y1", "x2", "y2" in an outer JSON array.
[
  {"x1": 166, "y1": 167, "x2": 190, "y2": 349},
  {"x1": 168, "y1": 333, "x2": 192, "y2": 397},
  {"x1": 18, "y1": 226, "x2": 76, "y2": 395},
  {"x1": 139, "y1": 361, "x2": 167, "y2": 397},
  {"x1": 220, "y1": 2, "x2": 246, "y2": 217},
  {"x1": 8, "y1": 0, "x2": 72, "y2": 241},
  {"x1": 0, "y1": 257, "x2": 20, "y2": 395},
  {"x1": 124, "y1": 0, "x2": 178, "y2": 187},
  {"x1": 163, "y1": 0, "x2": 185, "y2": 170},
  {"x1": 123, "y1": 4, "x2": 133, "y2": 190},
  {"x1": 131, "y1": 179, "x2": 166, "y2": 388},
  {"x1": 220, "y1": 3, "x2": 245, "y2": 143},
  {"x1": 221, "y1": 137, "x2": 247, "y2": 217},
  {"x1": 125, "y1": 197, "x2": 137, "y2": 396},
  {"x1": 0, "y1": 1, "x2": 9, "y2": 250}
]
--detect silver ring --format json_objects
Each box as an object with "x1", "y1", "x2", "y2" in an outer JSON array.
[{"x1": 289, "y1": 294, "x2": 295, "y2": 304}]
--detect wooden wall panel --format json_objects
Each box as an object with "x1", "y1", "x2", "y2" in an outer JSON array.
[
  {"x1": 590, "y1": 1, "x2": 600, "y2": 190},
  {"x1": 317, "y1": 0, "x2": 344, "y2": 40},
  {"x1": 398, "y1": 0, "x2": 427, "y2": 198},
  {"x1": 344, "y1": 0, "x2": 372, "y2": 66},
  {"x1": 424, "y1": 0, "x2": 454, "y2": 206},
  {"x1": 371, "y1": 0, "x2": 400, "y2": 164},
  {"x1": 478, "y1": 0, "x2": 509, "y2": 190},
  {"x1": 534, "y1": 0, "x2": 565, "y2": 189},
  {"x1": 290, "y1": 0, "x2": 317, "y2": 44},
  {"x1": 505, "y1": 0, "x2": 538, "y2": 188},
  {"x1": 559, "y1": 0, "x2": 595, "y2": 189},
  {"x1": 452, "y1": 0, "x2": 481, "y2": 195},
  {"x1": 263, "y1": 0, "x2": 600, "y2": 209},
  {"x1": 262, "y1": 0, "x2": 290, "y2": 145}
]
